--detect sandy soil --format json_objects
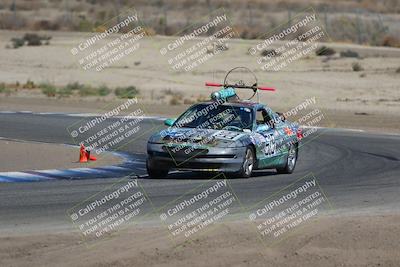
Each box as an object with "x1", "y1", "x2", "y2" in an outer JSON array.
[
  {"x1": 0, "y1": 214, "x2": 399, "y2": 267},
  {"x1": 0, "y1": 31, "x2": 399, "y2": 114},
  {"x1": 0, "y1": 139, "x2": 123, "y2": 172},
  {"x1": 0, "y1": 31, "x2": 399, "y2": 134}
]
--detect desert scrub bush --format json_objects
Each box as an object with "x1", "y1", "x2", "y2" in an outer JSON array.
[
  {"x1": 382, "y1": 35, "x2": 400, "y2": 48},
  {"x1": 183, "y1": 98, "x2": 195, "y2": 105},
  {"x1": 236, "y1": 26, "x2": 259, "y2": 39},
  {"x1": 352, "y1": 62, "x2": 364, "y2": 72},
  {"x1": 162, "y1": 89, "x2": 175, "y2": 95},
  {"x1": 24, "y1": 33, "x2": 41, "y2": 46},
  {"x1": 0, "y1": 83, "x2": 5, "y2": 93},
  {"x1": 32, "y1": 20, "x2": 60, "y2": 31},
  {"x1": 76, "y1": 19, "x2": 94, "y2": 32},
  {"x1": 396, "y1": 67, "x2": 400, "y2": 73},
  {"x1": 166, "y1": 90, "x2": 183, "y2": 105},
  {"x1": 23, "y1": 79, "x2": 37, "y2": 89},
  {"x1": 206, "y1": 43, "x2": 229, "y2": 54},
  {"x1": 78, "y1": 85, "x2": 98, "y2": 96},
  {"x1": 65, "y1": 82, "x2": 85, "y2": 91},
  {"x1": 169, "y1": 96, "x2": 181, "y2": 105},
  {"x1": 40, "y1": 83, "x2": 57, "y2": 97},
  {"x1": 143, "y1": 27, "x2": 156, "y2": 36},
  {"x1": 57, "y1": 87, "x2": 73, "y2": 97},
  {"x1": 340, "y1": 50, "x2": 359, "y2": 58},
  {"x1": 9, "y1": 34, "x2": 51, "y2": 48},
  {"x1": 196, "y1": 95, "x2": 208, "y2": 102},
  {"x1": 115, "y1": 86, "x2": 139, "y2": 99},
  {"x1": 261, "y1": 49, "x2": 279, "y2": 57},
  {"x1": 63, "y1": 83, "x2": 110, "y2": 97},
  {"x1": 162, "y1": 89, "x2": 183, "y2": 98},
  {"x1": 315, "y1": 46, "x2": 336, "y2": 56},
  {"x1": 23, "y1": 33, "x2": 51, "y2": 46},
  {"x1": 97, "y1": 85, "x2": 111, "y2": 96},
  {"x1": 11, "y1": 37, "x2": 25, "y2": 49}
]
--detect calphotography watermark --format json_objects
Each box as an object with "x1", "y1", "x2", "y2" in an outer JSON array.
[
  {"x1": 248, "y1": 96, "x2": 330, "y2": 164},
  {"x1": 249, "y1": 8, "x2": 328, "y2": 71},
  {"x1": 70, "y1": 8, "x2": 146, "y2": 72},
  {"x1": 67, "y1": 177, "x2": 152, "y2": 244},
  {"x1": 248, "y1": 173, "x2": 331, "y2": 245},
  {"x1": 283, "y1": 96, "x2": 334, "y2": 149},
  {"x1": 159, "y1": 9, "x2": 237, "y2": 72},
  {"x1": 158, "y1": 174, "x2": 239, "y2": 245},
  {"x1": 67, "y1": 98, "x2": 154, "y2": 159},
  {"x1": 159, "y1": 99, "x2": 250, "y2": 167}
]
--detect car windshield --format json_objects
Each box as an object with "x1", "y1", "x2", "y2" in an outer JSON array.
[{"x1": 173, "y1": 103, "x2": 253, "y2": 131}]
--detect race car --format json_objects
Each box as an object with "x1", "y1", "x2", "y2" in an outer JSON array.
[{"x1": 146, "y1": 68, "x2": 302, "y2": 178}]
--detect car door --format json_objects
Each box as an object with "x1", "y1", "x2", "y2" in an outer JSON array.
[
  {"x1": 253, "y1": 107, "x2": 283, "y2": 168},
  {"x1": 270, "y1": 111, "x2": 288, "y2": 157}
]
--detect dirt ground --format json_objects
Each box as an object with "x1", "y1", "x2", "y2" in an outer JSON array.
[
  {"x1": 0, "y1": 31, "x2": 399, "y2": 112},
  {"x1": 0, "y1": 214, "x2": 399, "y2": 267},
  {"x1": 0, "y1": 31, "x2": 399, "y2": 134},
  {"x1": 0, "y1": 139, "x2": 123, "y2": 172}
]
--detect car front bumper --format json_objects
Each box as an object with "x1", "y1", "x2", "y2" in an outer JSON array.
[{"x1": 147, "y1": 143, "x2": 245, "y2": 172}]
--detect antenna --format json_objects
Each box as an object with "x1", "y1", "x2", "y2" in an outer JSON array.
[{"x1": 205, "y1": 67, "x2": 275, "y2": 101}]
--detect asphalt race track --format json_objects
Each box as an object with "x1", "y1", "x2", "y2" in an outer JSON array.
[{"x1": 0, "y1": 113, "x2": 399, "y2": 231}]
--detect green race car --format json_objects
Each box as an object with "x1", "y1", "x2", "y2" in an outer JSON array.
[{"x1": 147, "y1": 88, "x2": 302, "y2": 178}]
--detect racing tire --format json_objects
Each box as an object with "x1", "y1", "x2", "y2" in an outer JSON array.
[
  {"x1": 276, "y1": 143, "x2": 298, "y2": 174},
  {"x1": 234, "y1": 146, "x2": 255, "y2": 178},
  {"x1": 146, "y1": 158, "x2": 169, "y2": 178}
]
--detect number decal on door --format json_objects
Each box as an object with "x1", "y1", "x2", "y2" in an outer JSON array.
[{"x1": 263, "y1": 133, "x2": 277, "y2": 157}]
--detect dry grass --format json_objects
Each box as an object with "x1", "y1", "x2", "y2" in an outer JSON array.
[{"x1": 0, "y1": 0, "x2": 399, "y2": 46}]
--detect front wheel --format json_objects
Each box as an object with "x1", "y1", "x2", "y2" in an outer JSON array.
[
  {"x1": 234, "y1": 147, "x2": 255, "y2": 178},
  {"x1": 276, "y1": 143, "x2": 298, "y2": 174},
  {"x1": 146, "y1": 158, "x2": 169, "y2": 178}
]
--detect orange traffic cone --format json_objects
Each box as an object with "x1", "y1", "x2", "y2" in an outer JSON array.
[
  {"x1": 79, "y1": 144, "x2": 88, "y2": 163},
  {"x1": 86, "y1": 150, "x2": 97, "y2": 161}
]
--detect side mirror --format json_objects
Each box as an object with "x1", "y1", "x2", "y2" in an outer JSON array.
[
  {"x1": 164, "y1": 118, "x2": 176, "y2": 126},
  {"x1": 256, "y1": 124, "x2": 269, "y2": 133}
]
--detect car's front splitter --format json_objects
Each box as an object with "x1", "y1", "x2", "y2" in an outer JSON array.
[{"x1": 147, "y1": 143, "x2": 246, "y2": 173}]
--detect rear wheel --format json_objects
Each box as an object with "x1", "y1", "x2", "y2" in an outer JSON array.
[
  {"x1": 276, "y1": 143, "x2": 298, "y2": 174},
  {"x1": 146, "y1": 158, "x2": 169, "y2": 178},
  {"x1": 235, "y1": 147, "x2": 255, "y2": 178}
]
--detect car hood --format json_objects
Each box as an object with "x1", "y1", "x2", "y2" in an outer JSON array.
[{"x1": 149, "y1": 127, "x2": 249, "y2": 148}]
